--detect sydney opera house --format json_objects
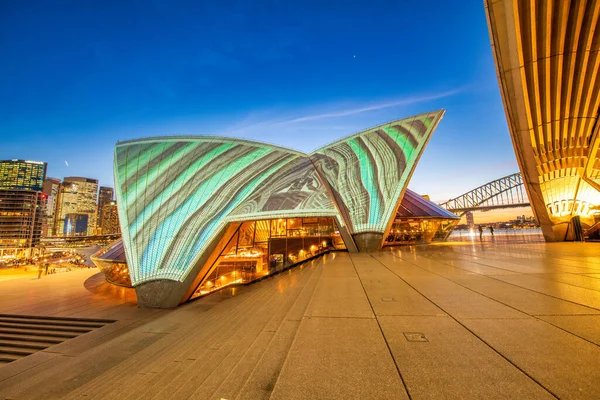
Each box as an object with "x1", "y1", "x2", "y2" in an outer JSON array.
[
  {"x1": 91, "y1": 1, "x2": 600, "y2": 308},
  {"x1": 486, "y1": 0, "x2": 600, "y2": 241},
  {"x1": 92, "y1": 111, "x2": 460, "y2": 308}
]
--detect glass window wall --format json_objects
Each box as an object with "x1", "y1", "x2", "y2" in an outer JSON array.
[
  {"x1": 384, "y1": 217, "x2": 458, "y2": 246},
  {"x1": 192, "y1": 217, "x2": 346, "y2": 298}
]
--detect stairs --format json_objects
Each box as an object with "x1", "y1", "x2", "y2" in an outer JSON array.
[
  {"x1": 0, "y1": 314, "x2": 115, "y2": 365},
  {"x1": 60, "y1": 256, "x2": 326, "y2": 400}
]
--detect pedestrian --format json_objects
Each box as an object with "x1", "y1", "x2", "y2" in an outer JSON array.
[
  {"x1": 37, "y1": 264, "x2": 43, "y2": 279},
  {"x1": 45, "y1": 263, "x2": 49, "y2": 275},
  {"x1": 478, "y1": 225, "x2": 483, "y2": 239},
  {"x1": 490, "y1": 226, "x2": 494, "y2": 236}
]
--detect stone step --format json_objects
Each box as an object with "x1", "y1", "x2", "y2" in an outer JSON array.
[
  {"x1": 0, "y1": 327, "x2": 79, "y2": 339},
  {"x1": 0, "y1": 333, "x2": 64, "y2": 344},
  {"x1": 0, "y1": 313, "x2": 116, "y2": 324},
  {"x1": 0, "y1": 322, "x2": 94, "y2": 334},
  {"x1": 0, "y1": 340, "x2": 49, "y2": 350},
  {"x1": 0, "y1": 346, "x2": 38, "y2": 356},
  {"x1": 0, "y1": 354, "x2": 22, "y2": 363},
  {"x1": 162, "y1": 262, "x2": 319, "y2": 400},
  {"x1": 0, "y1": 316, "x2": 106, "y2": 329},
  {"x1": 234, "y1": 258, "x2": 325, "y2": 400},
  {"x1": 121, "y1": 273, "x2": 295, "y2": 400},
  {"x1": 72, "y1": 272, "x2": 282, "y2": 400},
  {"x1": 205, "y1": 261, "x2": 323, "y2": 400}
]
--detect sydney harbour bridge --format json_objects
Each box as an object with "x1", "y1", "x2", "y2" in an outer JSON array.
[{"x1": 438, "y1": 173, "x2": 529, "y2": 216}]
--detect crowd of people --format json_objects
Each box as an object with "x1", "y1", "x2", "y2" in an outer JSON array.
[{"x1": 0, "y1": 251, "x2": 92, "y2": 279}]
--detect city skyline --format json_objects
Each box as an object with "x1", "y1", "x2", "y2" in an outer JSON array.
[
  {"x1": 0, "y1": 155, "x2": 534, "y2": 225},
  {"x1": 0, "y1": 1, "x2": 520, "y2": 203}
]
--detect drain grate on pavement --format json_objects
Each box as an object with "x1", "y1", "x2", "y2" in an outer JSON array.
[
  {"x1": 0, "y1": 314, "x2": 115, "y2": 365},
  {"x1": 381, "y1": 297, "x2": 396, "y2": 302},
  {"x1": 403, "y1": 332, "x2": 429, "y2": 342}
]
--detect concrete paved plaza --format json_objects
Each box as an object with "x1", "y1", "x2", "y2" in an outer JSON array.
[{"x1": 0, "y1": 241, "x2": 599, "y2": 399}]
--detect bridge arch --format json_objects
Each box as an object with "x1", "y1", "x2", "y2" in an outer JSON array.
[{"x1": 439, "y1": 173, "x2": 529, "y2": 216}]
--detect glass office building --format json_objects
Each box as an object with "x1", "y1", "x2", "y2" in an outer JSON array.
[
  {"x1": 41, "y1": 178, "x2": 61, "y2": 237},
  {"x1": 0, "y1": 160, "x2": 47, "y2": 192},
  {"x1": 0, "y1": 190, "x2": 44, "y2": 258},
  {"x1": 0, "y1": 160, "x2": 47, "y2": 258},
  {"x1": 97, "y1": 186, "x2": 115, "y2": 231},
  {"x1": 99, "y1": 201, "x2": 120, "y2": 235},
  {"x1": 57, "y1": 177, "x2": 99, "y2": 236}
]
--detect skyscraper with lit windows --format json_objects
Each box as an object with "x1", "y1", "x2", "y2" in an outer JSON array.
[
  {"x1": 57, "y1": 177, "x2": 99, "y2": 236},
  {"x1": 0, "y1": 160, "x2": 47, "y2": 257},
  {"x1": 99, "y1": 201, "x2": 120, "y2": 235},
  {"x1": 41, "y1": 178, "x2": 62, "y2": 237},
  {"x1": 0, "y1": 159, "x2": 47, "y2": 191},
  {"x1": 97, "y1": 186, "x2": 115, "y2": 232}
]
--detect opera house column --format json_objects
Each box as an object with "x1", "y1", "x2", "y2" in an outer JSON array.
[
  {"x1": 134, "y1": 224, "x2": 236, "y2": 308},
  {"x1": 352, "y1": 232, "x2": 383, "y2": 252},
  {"x1": 135, "y1": 280, "x2": 187, "y2": 308}
]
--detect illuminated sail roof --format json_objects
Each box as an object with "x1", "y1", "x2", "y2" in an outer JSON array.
[
  {"x1": 114, "y1": 110, "x2": 444, "y2": 286},
  {"x1": 310, "y1": 111, "x2": 443, "y2": 233},
  {"x1": 485, "y1": 0, "x2": 600, "y2": 240}
]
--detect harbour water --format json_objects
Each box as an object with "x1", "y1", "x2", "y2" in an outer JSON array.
[{"x1": 448, "y1": 227, "x2": 544, "y2": 243}]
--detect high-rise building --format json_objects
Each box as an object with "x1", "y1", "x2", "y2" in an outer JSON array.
[
  {"x1": 97, "y1": 187, "x2": 114, "y2": 231},
  {"x1": 0, "y1": 159, "x2": 47, "y2": 191},
  {"x1": 57, "y1": 177, "x2": 99, "y2": 236},
  {"x1": 99, "y1": 201, "x2": 120, "y2": 235},
  {"x1": 0, "y1": 191, "x2": 44, "y2": 258},
  {"x1": 41, "y1": 177, "x2": 61, "y2": 237},
  {"x1": 0, "y1": 160, "x2": 47, "y2": 257}
]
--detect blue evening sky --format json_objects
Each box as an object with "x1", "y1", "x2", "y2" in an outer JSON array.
[{"x1": 0, "y1": 1, "x2": 518, "y2": 201}]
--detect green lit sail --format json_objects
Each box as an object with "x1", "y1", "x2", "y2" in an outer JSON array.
[{"x1": 114, "y1": 111, "x2": 444, "y2": 285}]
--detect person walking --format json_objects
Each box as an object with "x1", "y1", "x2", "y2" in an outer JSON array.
[
  {"x1": 490, "y1": 226, "x2": 494, "y2": 236},
  {"x1": 37, "y1": 264, "x2": 43, "y2": 279},
  {"x1": 478, "y1": 225, "x2": 483, "y2": 239}
]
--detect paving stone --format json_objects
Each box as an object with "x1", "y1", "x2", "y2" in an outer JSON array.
[
  {"x1": 537, "y1": 315, "x2": 600, "y2": 345},
  {"x1": 461, "y1": 318, "x2": 600, "y2": 399},
  {"x1": 270, "y1": 317, "x2": 408, "y2": 400},
  {"x1": 378, "y1": 315, "x2": 553, "y2": 399},
  {"x1": 1, "y1": 243, "x2": 600, "y2": 399}
]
